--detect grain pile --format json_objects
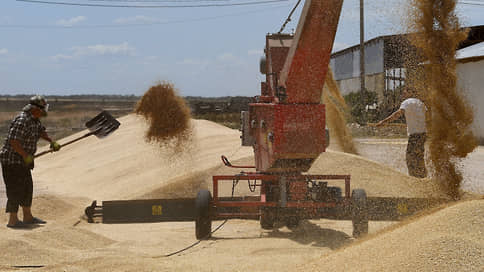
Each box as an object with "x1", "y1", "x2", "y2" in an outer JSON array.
[
  {"x1": 32, "y1": 115, "x2": 253, "y2": 200},
  {"x1": 323, "y1": 67, "x2": 358, "y2": 154},
  {"x1": 1, "y1": 116, "x2": 480, "y2": 271},
  {"x1": 300, "y1": 199, "x2": 484, "y2": 271},
  {"x1": 135, "y1": 82, "x2": 193, "y2": 153},
  {"x1": 406, "y1": 0, "x2": 478, "y2": 199}
]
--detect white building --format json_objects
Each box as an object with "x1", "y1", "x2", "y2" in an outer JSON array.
[
  {"x1": 330, "y1": 26, "x2": 484, "y2": 133},
  {"x1": 456, "y1": 42, "x2": 484, "y2": 143}
]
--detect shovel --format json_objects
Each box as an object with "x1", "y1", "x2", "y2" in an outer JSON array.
[
  {"x1": 34, "y1": 111, "x2": 120, "y2": 158},
  {"x1": 367, "y1": 122, "x2": 406, "y2": 127}
]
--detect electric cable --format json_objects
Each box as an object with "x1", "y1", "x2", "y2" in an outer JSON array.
[
  {"x1": 87, "y1": 0, "x2": 484, "y2": 6},
  {"x1": 87, "y1": 0, "x2": 233, "y2": 2},
  {"x1": 154, "y1": 145, "x2": 245, "y2": 258},
  {"x1": 162, "y1": 220, "x2": 228, "y2": 257},
  {"x1": 248, "y1": 178, "x2": 257, "y2": 192},
  {"x1": 16, "y1": 0, "x2": 289, "y2": 8},
  {"x1": 278, "y1": 0, "x2": 301, "y2": 33},
  {"x1": 0, "y1": 5, "x2": 290, "y2": 29}
]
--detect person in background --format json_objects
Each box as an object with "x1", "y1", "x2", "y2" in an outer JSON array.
[
  {"x1": 376, "y1": 88, "x2": 428, "y2": 178},
  {"x1": 0, "y1": 95, "x2": 61, "y2": 228}
]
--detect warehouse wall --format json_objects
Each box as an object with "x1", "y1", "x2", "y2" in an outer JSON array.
[
  {"x1": 334, "y1": 73, "x2": 385, "y2": 99},
  {"x1": 456, "y1": 59, "x2": 484, "y2": 143},
  {"x1": 330, "y1": 39, "x2": 384, "y2": 81}
]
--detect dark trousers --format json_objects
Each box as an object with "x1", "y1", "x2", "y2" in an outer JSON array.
[
  {"x1": 1, "y1": 163, "x2": 33, "y2": 213},
  {"x1": 406, "y1": 133, "x2": 427, "y2": 178}
]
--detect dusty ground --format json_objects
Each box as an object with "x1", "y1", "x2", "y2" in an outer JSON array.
[{"x1": 0, "y1": 115, "x2": 482, "y2": 271}]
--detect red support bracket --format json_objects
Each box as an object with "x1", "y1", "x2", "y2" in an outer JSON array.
[{"x1": 211, "y1": 173, "x2": 351, "y2": 218}]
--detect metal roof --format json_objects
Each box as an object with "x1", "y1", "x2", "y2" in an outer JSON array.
[
  {"x1": 456, "y1": 41, "x2": 484, "y2": 61},
  {"x1": 331, "y1": 25, "x2": 484, "y2": 59}
]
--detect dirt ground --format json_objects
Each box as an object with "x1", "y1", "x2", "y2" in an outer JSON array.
[{"x1": 0, "y1": 115, "x2": 482, "y2": 271}]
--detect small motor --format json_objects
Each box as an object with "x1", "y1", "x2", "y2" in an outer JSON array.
[{"x1": 308, "y1": 181, "x2": 342, "y2": 202}]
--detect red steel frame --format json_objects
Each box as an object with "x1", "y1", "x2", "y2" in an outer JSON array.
[
  {"x1": 211, "y1": 174, "x2": 351, "y2": 220},
  {"x1": 209, "y1": 0, "x2": 347, "y2": 222}
]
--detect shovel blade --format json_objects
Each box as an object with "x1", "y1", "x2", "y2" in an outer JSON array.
[{"x1": 85, "y1": 111, "x2": 120, "y2": 138}]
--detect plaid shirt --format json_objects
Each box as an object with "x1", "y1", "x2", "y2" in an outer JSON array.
[{"x1": 0, "y1": 110, "x2": 45, "y2": 165}]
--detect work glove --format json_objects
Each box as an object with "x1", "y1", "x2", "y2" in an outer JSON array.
[
  {"x1": 23, "y1": 155, "x2": 34, "y2": 169},
  {"x1": 50, "y1": 141, "x2": 61, "y2": 152}
]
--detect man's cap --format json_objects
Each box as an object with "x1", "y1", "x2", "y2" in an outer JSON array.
[
  {"x1": 23, "y1": 95, "x2": 49, "y2": 113},
  {"x1": 29, "y1": 95, "x2": 48, "y2": 108}
]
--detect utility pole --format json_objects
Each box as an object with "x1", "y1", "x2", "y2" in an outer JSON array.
[
  {"x1": 360, "y1": 0, "x2": 365, "y2": 94},
  {"x1": 359, "y1": 0, "x2": 367, "y2": 123}
]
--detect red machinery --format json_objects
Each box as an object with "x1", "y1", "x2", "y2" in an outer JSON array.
[
  {"x1": 85, "y1": 0, "x2": 445, "y2": 238},
  {"x1": 85, "y1": 0, "x2": 373, "y2": 239},
  {"x1": 194, "y1": 0, "x2": 369, "y2": 239}
]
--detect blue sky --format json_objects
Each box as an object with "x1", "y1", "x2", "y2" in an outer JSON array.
[{"x1": 0, "y1": 0, "x2": 483, "y2": 96}]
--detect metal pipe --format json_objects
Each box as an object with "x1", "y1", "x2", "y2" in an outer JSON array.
[
  {"x1": 279, "y1": 176, "x2": 287, "y2": 208},
  {"x1": 360, "y1": 0, "x2": 365, "y2": 93}
]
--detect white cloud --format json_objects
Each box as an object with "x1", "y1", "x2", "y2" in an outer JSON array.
[
  {"x1": 51, "y1": 54, "x2": 74, "y2": 61},
  {"x1": 56, "y1": 16, "x2": 86, "y2": 27},
  {"x1": 114, "y1": 15, "x2": 158, "y2": 24},
  {"x1": 177, "y1": 58, "x2": 207, "y2": 65},
  {"x1": 0, "y1": 48, "x2": 8, "y2": 55},
  {"x1": 72, "y1": 42, "x2": 135, "y2": 56},
  {"x1": 51, "y1": 42, "x2": 135, "y2": 61},
  {"x1": 248, "y1": 49, "x2": 263, "y2": 56}
]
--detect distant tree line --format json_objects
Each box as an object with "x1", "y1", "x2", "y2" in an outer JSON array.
[
  {"x1": 0, "y1": 94, "x2": 140, "y2": 101},
  {"x1": 0, "y1": 94, "x2": 252, "y2": 102}
]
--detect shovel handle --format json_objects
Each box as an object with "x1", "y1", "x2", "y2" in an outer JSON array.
[
  {"x1": 367, "y1": 122, "x2": 406, "y2": 127},
  {"x1": 34, "y1": 131, "x2": 96, "y2": 158}
]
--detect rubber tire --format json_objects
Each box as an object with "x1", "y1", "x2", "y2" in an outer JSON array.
[
  {"x1": 260, "y1": 208, "x2": 275, "y2": 230},
  {"x1": 195, "y1": 190, "x2": 212, "y2": 240},
  {"x1": 351, "y1": 189, "x2": 369, "y2": 238}
]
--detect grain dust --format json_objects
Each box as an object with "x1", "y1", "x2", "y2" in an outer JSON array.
[
  {"x1": 323, "y1": 67, "x2": 358, "y2": 154},
  {"x1": 135, "y1": 82, "x2": 193, "y2": 153},
  {"x1": 407, "y1": 0, "x2": 478, "y2": 199}
]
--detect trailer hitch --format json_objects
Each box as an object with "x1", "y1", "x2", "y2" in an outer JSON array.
[{"x1": 85, "y1": 200, "x2": 103, "y2": 223}]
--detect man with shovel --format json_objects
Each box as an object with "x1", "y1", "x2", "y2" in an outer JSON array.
[
  {"x1": 375, "y1": 88, "x2": 428, "y2": 178},
  {"x1": 0, "y1": 95, "x2": 61, "y2": 228}
]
